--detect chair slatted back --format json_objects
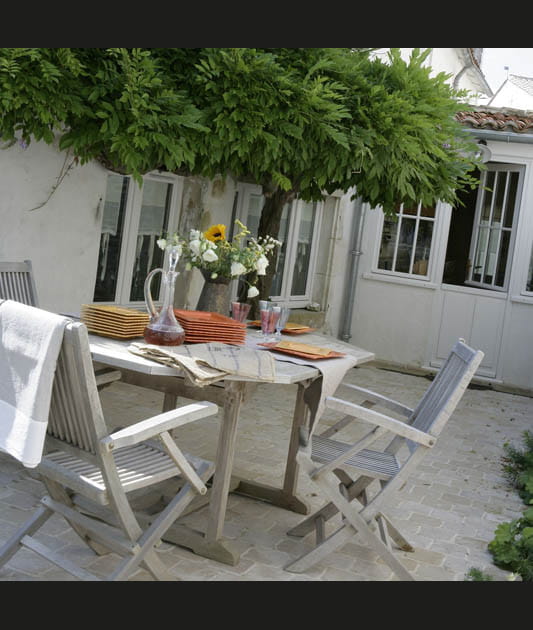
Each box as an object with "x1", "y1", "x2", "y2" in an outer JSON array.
[
  {"x1": 47, "y1": 322, "x2": 107, "y2": 456},
  {"x1": 407, "y1": 340, "x2": 484, "y2": 451},
  {"x1": 0, "y1": 260, "x2": 38, "y2": 307}
]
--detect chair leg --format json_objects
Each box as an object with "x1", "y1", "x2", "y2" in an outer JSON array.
[
  {"x1": 110, "y1": 461, "x2": 215, "y2": 581},
  {"x1": 0, "y1": 504, "x2": 53, "y2": 567},
  {"x1": 286, "y1": 473, "x2": 374, "y2": 538},
  {"x1": 285, "y1": 524, "x2": 355, "y2": 573},
  {"x1": 310, "y1": 471, "x2": 415, "y2": 581},
  {"x1": 43, "y1": 478, "x2": 111, "y2": 556},
  {"x1": 287, "y1": 501, "x2": 338, "y2": 538},
  {"x1": 376, "y1": 511, "x2": 414, "y2": 552}
]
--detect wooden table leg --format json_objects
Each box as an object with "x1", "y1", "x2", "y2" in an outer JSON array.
[
  {"x1": 156, "y1": 380, "x2": 246, "y2": 566},
  {"x1": 233, "y1": 379, "x2": 312, "y2": 515},
  {"x1": 206, "y1": 381, "x2": 245, "y2": 542}
]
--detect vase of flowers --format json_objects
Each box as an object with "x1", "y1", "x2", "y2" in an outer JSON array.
[{"x1": 157, "y1": 220, "x2": 280, "y2": 316}]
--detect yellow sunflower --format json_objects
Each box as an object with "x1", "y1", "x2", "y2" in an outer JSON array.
[{"x1": 204, "y1": 224, "x2": 227, "y2": 242}]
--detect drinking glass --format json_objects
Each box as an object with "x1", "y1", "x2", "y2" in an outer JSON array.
[
  {"x1": 274, "y1": 306, "x2": 291, "y2": 340},
  {"x1": 231, "y1": 301, "x2": 251, "y2": 323},
  {"x1": 260, "y1": 304, "x2": 280, "y2": 342}
]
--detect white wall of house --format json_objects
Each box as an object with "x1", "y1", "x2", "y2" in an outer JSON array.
[
  {"x1": 0, "y1": 139, "x2": 239, "y2": 315},
  {"x1": 0, "y1": 139, "x2": 108, "y2": 314},
  {"x1": 347, "y1": 137, "x2": 533, "y2": 394}
]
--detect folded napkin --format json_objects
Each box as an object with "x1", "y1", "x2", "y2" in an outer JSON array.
[
  {"x1": 128, "y1": 342, "x2": 276, "y2": 387},
  {"x1": 0, "y1": 300, "x2": 70, "y2": 467}
]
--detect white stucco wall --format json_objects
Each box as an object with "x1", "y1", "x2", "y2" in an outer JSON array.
[
  {"x1": 0, "y1": 139, "x2": 107, "y2": 314},
  {"x1": 346, "y1": 203, "x2": 436, "y2": 367},
  {"x1": 346, "y1": 137, "x2": 533, "y2": 393}
]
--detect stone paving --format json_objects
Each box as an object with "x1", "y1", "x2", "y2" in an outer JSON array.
[{"x1": 0, "y1": 362, "x2": 530, "y2": 581}]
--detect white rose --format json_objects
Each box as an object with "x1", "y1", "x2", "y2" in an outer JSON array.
[
  {"x1": 189, "y1": 229, "x2": 201, "y2": 240},
  {"x1": 247, "y1": 286, "x2": 259, "y2": 298},
  {"x1": 189, "y1": 239, "x2": 201, "y2": 257},
  {"x1": 255, "y1": 255, "x2": 269, "y2": 276},
  {"x1": 230, "y1": 261, "x2": 247, "y2": 277},
  {"x1": 202, "y1": 248, "x2": 219, "y2": 263},
  {"x1": 156, "y1": 238, "x2": 167, "y2": 250}
]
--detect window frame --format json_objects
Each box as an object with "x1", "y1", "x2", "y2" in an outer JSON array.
[
  {"x1": 233, "y1": 182, "x2": 323, "y2": 307},
  {"x1": 372, "y1": 201, "x2": 439, "y2": 282},
  {"x1": 94, "y1": 170, "x2": 183, "y2": 308},
  {"x1": 465, "y1": 162, "x2": 524, "y2": 293}
]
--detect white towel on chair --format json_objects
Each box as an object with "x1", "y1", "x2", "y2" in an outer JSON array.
[{"x1": 0, "y1": 300, "x2": 70, "y2": 467}]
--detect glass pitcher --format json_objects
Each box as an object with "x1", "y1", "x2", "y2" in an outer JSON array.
[{"x1": 143, "y1": 246, "x2": 185, "y2": 346}]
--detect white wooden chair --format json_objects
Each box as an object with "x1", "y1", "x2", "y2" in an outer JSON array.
[
  {"x1": 284, "y1": 339, "x2": 484, "y2": 580},
  {"x1": 0, "y1": 259, "x2": 39, "y2": 306},
  {"x1": 0, "y1": 320, "x2": 219, "y2": 581}
]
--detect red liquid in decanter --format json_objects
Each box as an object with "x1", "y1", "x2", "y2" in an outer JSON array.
[
  {"x1": 143, "y1": 309, "x2": 185, "y2": 346},
  {"x1": 143, "y1": 326, "x2": 185, "y2": 346}
]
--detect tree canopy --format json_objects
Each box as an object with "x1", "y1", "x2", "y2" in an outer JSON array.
[{"x1": 0, "y1": 47, "x2": 480, "y2": 215}]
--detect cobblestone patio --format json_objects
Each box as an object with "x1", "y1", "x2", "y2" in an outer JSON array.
[{"x1": 0, "y1": 363, "x2": 529, "y2": 581}]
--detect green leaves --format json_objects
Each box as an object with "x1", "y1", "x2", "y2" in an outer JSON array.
[{"x1": 0, "y1": 47, "x2": 481, "y2": 212}]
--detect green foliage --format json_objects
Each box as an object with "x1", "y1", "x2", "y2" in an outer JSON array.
[
  {"x1": 485, "y1": 431, "x2": 533, "y2": 581},
  {"x1": 502, "y1": 431, "x2": 533, "y2": 505},
  {"x1": 488, "y1": 508, "x2": 533, "y2": 581},
  {"x1": 464, "y1": 567, "x2": 493, "y2": 581},
  {"x1": 0, "y1": 47, "x2": 481, "y2": 212}
]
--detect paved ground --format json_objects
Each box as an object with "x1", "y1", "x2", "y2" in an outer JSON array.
[{"x1": 0, "y1": 363, "x2": 530, "y2": 581}]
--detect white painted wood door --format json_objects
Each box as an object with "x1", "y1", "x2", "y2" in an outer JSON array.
[{"x1": 430, "y1": 284, "x2": 507, "y2": 378}]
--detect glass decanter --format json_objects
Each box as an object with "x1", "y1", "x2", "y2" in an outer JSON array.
[{"x1": 143, "y1": 246, "x2": 185, "y2": 346}]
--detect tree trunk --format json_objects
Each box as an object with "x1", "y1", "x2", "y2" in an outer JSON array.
[
  {"x1": 173, "y1": 175, "x2": 209, "y2": 309},
  {"x1": 243, "y1": 187, "x2": 296, "y2": 318}
]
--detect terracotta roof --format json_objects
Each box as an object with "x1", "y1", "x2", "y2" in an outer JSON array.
[{"x1": 456, "y1": 108, "x2": 533, "y2": 133}]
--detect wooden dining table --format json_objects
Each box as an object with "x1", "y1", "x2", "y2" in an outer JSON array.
[{"x1": 89, "y1": 329, "x2": 375, "y2": 565}]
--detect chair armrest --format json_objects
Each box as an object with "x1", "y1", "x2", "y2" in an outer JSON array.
[
  {"x1": 325, "y1": 396, "x2": 435, "y2": 448},
  {"x1": 100, "y1": 401, "x2": 218, "y2": 452},
  {"x1": 338, "y1": 382, "x2": 413, "y2": 418}
]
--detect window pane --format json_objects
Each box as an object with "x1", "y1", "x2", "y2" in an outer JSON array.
[
  {"x1": 482, "y1": 171, "x2": 495, "y2": 222},
  {"x1": 503, "y1": 172, "x2": 519, "y2": 228},
  {"x1": 412, "y1": 221, "x2": 433, "y2": 276},
  {"x1": 420, "y1": 205, "x2": 436, "y2": 218},
  {"x1": 378, "y1": 217, "x2": 398, "y2": 271},
  {"x1": 492, "y1": 172, "x2": 507, "y2": 225},
  {"x1": 395, "y1": 218, "x2": 416, "y2": 273},
  {"x1": 473, "y1": 227, "x2": 489, "y2": 282},
  {"x1": 129, "y1": 180, "x2": 173, "y2": 302},
  {"x1": 93, "y1": 175, "x2": 129, "y2": 302},
  {"x1": 291, "y1": 202, "x2": 317, "y2": 295},
  {"x1": 483, "y1": 228, "x2": 500, "y2": 284},
  {"x1": 245, "y1": 193, "x2": 263, "y2": 236},
  {"x1": 270, "y1": 203, "x2": 291, "y2": 296},
  {"x1": 495, "y1": 230, "x2": 510, "y2": 287},
  {"x1": 527, "y1": 244, "x2": 533, "y2": 292},
  {"x1": 402, "y1": 204, "x2": 417, "y2": 216}
]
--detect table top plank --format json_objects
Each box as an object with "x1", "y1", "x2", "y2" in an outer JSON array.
[{"x1": 89, "y1": 329, "x2": 374, "y2": 385}]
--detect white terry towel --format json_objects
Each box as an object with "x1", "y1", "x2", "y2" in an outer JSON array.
[{"x1": 0, "y1": 299, "x2": 70, "y2": 467}]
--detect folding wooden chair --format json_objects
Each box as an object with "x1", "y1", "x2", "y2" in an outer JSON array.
[
  {"x1": 284, "y1": 339, "x2": 484, "y2": 580},
  {"x1": 0, "y1": 321, "x2": 219, "y2": 581},
  {"x1": 0, "y1": 259, "x2": 39, "y2": 306}
]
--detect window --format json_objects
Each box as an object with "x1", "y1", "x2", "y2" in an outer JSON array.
[
  {"x1": 94, "y1": 172, "x2": 183, "y2": 306},
  {"x1": 525, "y1": 244, "x2": 533, "y2": 293},
  {"x1": 466, "y1": 164, "x2": 522, "y2": 291},
  {"x1": 235, "y1": 183, "x2": 323, "y2": 307},
  {"x1": 376, "y1": 202, "x2": 437, "y2": 278}
]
